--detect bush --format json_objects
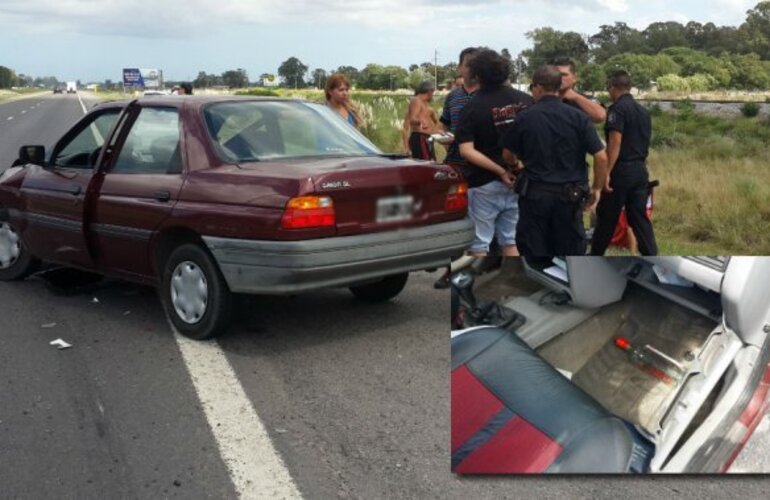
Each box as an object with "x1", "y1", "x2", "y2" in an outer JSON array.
[
  {"x1": 657, "y1": 74, "x2": 690, "y2": 92},
  {"x1": 646, "y1": 103, "x2": 663, "y2": 116},
  {"x1": 235, "y1": 88, "x2": 280, "y2": 97},
  {"x1": 740, "y1": 102, "x2": 760, "y2": 118},
  {"x1": 672, "y1": 99, "x2": 695, "y2": 114}
]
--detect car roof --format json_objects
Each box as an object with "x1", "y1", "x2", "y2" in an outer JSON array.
[{"x1": 92, "y1": 95, "x2": 310, "y2": 112}]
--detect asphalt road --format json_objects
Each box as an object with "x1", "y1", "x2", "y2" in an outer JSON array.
[{"x1": 1, "y1": 93, "x2": 769, "y2": 499}]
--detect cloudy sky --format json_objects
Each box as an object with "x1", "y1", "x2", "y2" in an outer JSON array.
[{"x1": 0, "y1": 0, "x2": 759, "y2": 82}]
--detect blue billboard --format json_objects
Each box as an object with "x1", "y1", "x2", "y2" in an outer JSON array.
[
  {"x1": 123, "y1": 68, "x2": 143, "y2": 88},
  {"x1": 122, "y1": 68, "x2": 161, "y2": 88}
]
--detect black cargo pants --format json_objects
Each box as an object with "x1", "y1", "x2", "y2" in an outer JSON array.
[
  {"x1": 590, "y1": 162, "x2": 658, "y2": 256},
  {"x1": 516, "y1": 189, "x2": 587, "y2": 257}
]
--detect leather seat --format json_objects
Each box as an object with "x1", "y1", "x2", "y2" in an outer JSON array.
[{"x1": 451, "y1": 327, "x2": 653, "y2": 473}]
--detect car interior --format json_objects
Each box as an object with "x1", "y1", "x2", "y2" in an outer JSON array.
[{"x1": 452, "y1": 257, "x2": 770, "y2": 473}]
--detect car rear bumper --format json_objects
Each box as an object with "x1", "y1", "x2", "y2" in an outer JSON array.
[{"x1": 202, "y1": 218, "x2": 474, "y2": 294}]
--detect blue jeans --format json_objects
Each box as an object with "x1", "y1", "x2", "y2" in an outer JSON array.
[{"x1": 467, "y1": 181, "x2": 519, "y2": 253}]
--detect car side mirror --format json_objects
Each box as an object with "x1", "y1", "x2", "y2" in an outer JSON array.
[{"x1": 18, "y1": 145, "x2": 46, "y2": 165}]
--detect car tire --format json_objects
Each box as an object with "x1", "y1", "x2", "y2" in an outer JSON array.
[
  {"x1": 161, "y1": 243, "x2": 232, "y2": 340},
  {"x1": 349, "y1": 273, "x2": 409, "y2": 302},
  {"x1": 0, "y1": 220, "x2": 40, "y2": 281}
]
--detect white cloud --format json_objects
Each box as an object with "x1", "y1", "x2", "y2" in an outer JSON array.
[
  {"x1": 0, "y1": 0, "x2": 497, "y2": 36},
  {"x1": 597, "y1": 0, "x2": 629, "y2": 13}
]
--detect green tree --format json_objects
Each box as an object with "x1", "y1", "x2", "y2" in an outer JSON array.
[
  {"x1": 194, "y1": 71, "x2": 222, "y2": 88},
  {"x1": 311, "y1": 68, "x2": 327, "y2": 89},
  {"x1": 604, "y1": 53, "x2": 681, "y2": 89},
  {"x1": 589, "y1": 22, "x2": 647, "y2": 63},
  {"x1": 579, "y1": 64, "x2": 608, "y2": 93},
  {"x1": 221, "y1": 68, "x2": 249, "y2": 88},
  {"x1": 407, "y1": 68, "x2": 432, "y2": 90},
  {"x1": 335, "y1": 66, "x2": 360, "y2": 86},
  {"x1": 522, "y1": 28, "x2": 589, "y2": 72},
  {"x1": 739, "y1": 1, "x2": 770, "y2": 59},
  {"x1": 725, "y1": 52, "x2": 770, "y2": 89},
  {"x1": 358, "y1": 64, "x2": 408, "y2": 90},
  {"x1": 278, "y1": 57, "x2": 309, "y2": 88},
  {"x1": 642, "y1": 21, "x2": 689, "y2": 54}
]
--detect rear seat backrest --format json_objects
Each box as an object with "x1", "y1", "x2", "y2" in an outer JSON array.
[{"x1": 451, "y1": 327, "x2": 653, "y2": 473}]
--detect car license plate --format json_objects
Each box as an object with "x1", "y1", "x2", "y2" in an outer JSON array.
[{"x1": 376, "y1": 195, "x2": 415, "y2": 223}]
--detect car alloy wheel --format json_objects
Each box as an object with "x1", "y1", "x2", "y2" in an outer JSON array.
[
  {"x1": 0, "y1": 222, "x2": 21, "y2": 270},
  {"x1": 170, "y1": 260, "x2": 209, "y2": 324},
  {"x1": 0, "y1": 219, "x2": 40, "y2": 281},
  {"x1": 161, "y1": 243, "x2": 232, "y2": 340}
]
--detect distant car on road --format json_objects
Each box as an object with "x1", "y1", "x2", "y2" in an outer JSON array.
[
  {"x1": 0, "y1": 96, "x2": 473, "y2": 339},
  {"x1": 52, "y1": 87, "x2": 63, "y2": 94},
  {"x1": 66, "y1": 81, "x2": 77, "y2": 93}
]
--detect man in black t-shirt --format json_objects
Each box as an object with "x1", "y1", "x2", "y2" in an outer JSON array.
[
  {"x1": 590, "y1": 70, "x2": 658, "y2": 256},
  {"x1": 456, "y1": 49, "x2": 533, "y2": 257},
  {"x1": 501, "y1": 65, "x2": 608, "y2": 257}
]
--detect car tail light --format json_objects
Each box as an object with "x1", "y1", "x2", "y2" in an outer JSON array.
[
  {"x1": 445, "y1": 183, "x2": 468, "y2": 211},
  {"x1": 281, "y1": 196, "x2": 335, "y2": 229}
]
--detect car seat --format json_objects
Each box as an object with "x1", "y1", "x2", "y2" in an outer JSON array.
[{"x1": 451, "y1": 326, "x2": 654, "y2": 473}]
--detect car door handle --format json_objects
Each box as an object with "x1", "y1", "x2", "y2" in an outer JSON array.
[
  {"x1": 68, "y1": 184, "x2": 82, "y2": 196},
  {"x1": 154, "y1": 190, "x2": 171, "y2": 202}
]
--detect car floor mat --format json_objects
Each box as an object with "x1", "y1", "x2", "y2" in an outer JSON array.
[{"x1": 571, "y1": 284, "x2": 717, "y2": 434}]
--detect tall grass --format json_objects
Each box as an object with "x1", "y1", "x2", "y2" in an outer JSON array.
[{"x1": 640, "y1": 111, "x2": 770, "y2": 254}]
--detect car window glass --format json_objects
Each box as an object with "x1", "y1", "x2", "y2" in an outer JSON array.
[
  {"x1": 204, "y1": 101, "x2": 380, "y2": 162},
  {"x1": 112, "y1": 108, "x2": 181, "y2": 174},
  {"x1": 54, "y1": 110, "x2": 120, "y2": 169}
]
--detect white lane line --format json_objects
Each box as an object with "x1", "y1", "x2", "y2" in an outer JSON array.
[
  {"x1": 174, "y1": 331, "x2": 302, "y2": 499},
  {"x1": 77, "y1": 91, "x2": 104, "y2": 144},
  {"x1": 6, "y1": 116, "x2": 12, "y2": 121},
  {"x1": 20, "y1": 110, "x2": 26, "y2": 114},
  {"x1": 76, "y1": 91, "x2": 88, "y2": 115}
]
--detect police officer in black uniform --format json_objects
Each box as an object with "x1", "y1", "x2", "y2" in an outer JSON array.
[
  {"x1": 590, "y1": 70, "x2": 658, "y2": 256},
  {"x1": 501, "y1": 65, "x2": 608, "y2": 257}
]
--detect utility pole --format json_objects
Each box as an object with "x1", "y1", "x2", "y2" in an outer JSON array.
[{"x1": 434, "y1": 49, "x2": 439, "y2": 89}]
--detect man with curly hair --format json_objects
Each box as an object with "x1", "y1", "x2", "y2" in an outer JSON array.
[{"x1": 456, "y1": 48, "x2": 533, "y2": 258}]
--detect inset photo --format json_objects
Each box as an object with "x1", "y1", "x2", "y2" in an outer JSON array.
[{"x1": 451, "y1": 257, "x2": 770, "y2": 473}]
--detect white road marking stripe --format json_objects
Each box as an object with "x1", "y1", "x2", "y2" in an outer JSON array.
[
  {"x1": 174, "y1": 331, "x2": 302, "y2": 499},
  {"x1": 76, "y1": 91, "x2": 88, "y2": 115},
  {"x1": 21, "y1": 110, "x2": 26, "y2": 114},
  {"x1": 6, "y1": 117, "x2": 12, "y2": 120},
  {"x1": 77, "y1": 92, "x2": 104, "y2": 144}
]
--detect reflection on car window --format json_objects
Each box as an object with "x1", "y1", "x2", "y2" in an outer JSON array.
[
  {"x1": 54, "y1": 110, "x2": 120, "y2": 169},
  {"x1": 112, "y1": 108, "x2": 181, "y2": 174},
  {"x1": 204, "y1": 101, "x2": 381, "y2": 162}
]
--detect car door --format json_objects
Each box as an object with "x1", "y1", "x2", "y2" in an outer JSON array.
[
  {"x1": 19, "y1": 108, "x2": 122, "y2": 268},
  {"x1": 88, "y1": 104, "x2": 185, "y2": 280}
]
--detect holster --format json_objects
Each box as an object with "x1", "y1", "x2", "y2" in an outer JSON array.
[
  {"x1": 560, "y1": 183, "x2": 589, "y2": 205},
  {"x1": 514, "y1": 175, "x2": 530, "y2": 197}
]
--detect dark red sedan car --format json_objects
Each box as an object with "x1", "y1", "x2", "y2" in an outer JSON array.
[{"x1": 0, "y1": 96, "x2": 474, "y2": 338}]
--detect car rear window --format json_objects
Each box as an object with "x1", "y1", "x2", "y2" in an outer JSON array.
[{"x1": 203, "y1": 101, "x2": 381, "y2": 162}]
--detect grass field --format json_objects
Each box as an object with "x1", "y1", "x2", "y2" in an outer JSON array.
[
  {"x1": 94, "y1": 87, "x2": 770, "y2": 254},
  {"x1": 0, "y1": 88, "x2": 49, "y2": 103}
]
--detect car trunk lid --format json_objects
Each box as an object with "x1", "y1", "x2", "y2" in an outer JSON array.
[{"x1": 238, "y1": 155, "x2": 467, "y2": 236}]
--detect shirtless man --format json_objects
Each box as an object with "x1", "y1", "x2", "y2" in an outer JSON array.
[{"x1": 406, "y1": 80, "x2": 441, "y2": 160}]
